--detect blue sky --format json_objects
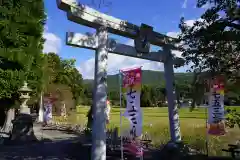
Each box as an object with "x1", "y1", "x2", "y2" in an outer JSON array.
[{"x1": 43, "y1": 0, "x2": 207, "y2": 79}]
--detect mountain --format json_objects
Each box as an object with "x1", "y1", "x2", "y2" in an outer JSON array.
[{"x1": 83, "y1": 70, "x2": 193, "y2": 91}]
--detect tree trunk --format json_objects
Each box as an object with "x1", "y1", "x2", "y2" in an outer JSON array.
[{"x1": 1, "y1": 108, "x2": 15, "y2": 134}]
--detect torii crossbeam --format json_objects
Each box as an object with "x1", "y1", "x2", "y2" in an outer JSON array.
[
  {"x1": 57, "y1": 0, "x2": 183, "y2": 160},
  {"x1": 67, "y1": 32, "x2": 184, "y2": 64}
]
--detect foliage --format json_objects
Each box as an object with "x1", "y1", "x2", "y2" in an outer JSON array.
[
  {"x1": 0, "y1": 0, "x2": 46, "y2": 109},
  {"x1": 43, "y1": 53, "x2": 84, "y2": 106},
  {"x1": 0, "y1": 70, "x2": 24, "y2": 99},
  {"x1": 44, "y1": 53, "x2": 62, "y2": 84},
  {"x1": 179, "y1": 0, "x2": 240, "y2": 79},
  {"x1": 83, "y1": 70, "x2": 240, "y2": 107},
  {"x1": 178, "y1": 0, "x2": 240, "y2": 109},
  {"x1": 141, "y1": 85, "x2": 152, "y2": 107},
  {"x1": 225, "y1": 108, "x2": 240, "y2": 128},
  {"x1": 81, "y1": 83, "x2": 93, "y2": 106},
  {"x1": 84, "y1": 70, "x2": 193, "y2": 107}
]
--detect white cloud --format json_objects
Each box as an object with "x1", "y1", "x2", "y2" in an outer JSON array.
[
  {"x1": 166, "y1": 32, "x2": 179, "y2": 38},
  {"x1": 44, "y1": 25, "x2": 48, "y2": 31},
  {"x1": 77, "y1": 58, "x2": 95, "y2": 79},
  {"x1": 194, "y1": 2, "x2": 211, "y2": 9},
  {"x1": 182, "y1": 0, "x2": 188, "y2": 8},
  {"x1": 78, "y1": 39, "x2": 165, "y2": 79},
  {"x1": 79, "y1": 38, "x2": 185, "y2": 79},
  {"x1": 43, "y1": 32, "x2": 61, "y2": 54},
  {"x1": 78, "y1": 53, "x2": 164, "y2": 79},
  {"x1": 185, "y1": 19, "x2": 196, "y2": 26},
  {"x1": 166, "y1": 32, "x2": 183, "y2": 57},
  {"x1": 166, "y1": 18, "x2": 204, "y2": 58},
  {"x1": 201, "y1": 3, "x2": 209, "y2": 8},
  {"x1": 125, "y1": 39, "x2": 134, "y2": 46},
  {"x1": 166, "y1": 18, "x2": 202, "y2": 40}
]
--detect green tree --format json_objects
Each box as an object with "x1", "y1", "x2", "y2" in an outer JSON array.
[
  {"x1": 179, "y1": 0, "x2": 239, "y2": 80},
  {"x1": 141, "y1": 85, "x2": 152, "y2": 107},
  {"x1": 58, "y1": 58, "x2": 84, "y2": 106},
  {"x1": 108, "y1": 91, "x2": 119, "y2": 105},
  {"x1": 44, "y1": 53, "x2": 84, "y2": 107},
  {"x1": 149, "y1": 86, "x2": 165, "y2": 107},
  {"x1": 44, "y1": 53, "x2": 62, "y2": 84},
  {"x1": 0, "y1": 0, "x2": 46, "y2": 131},
  {"x1": 81, "y1": 83, "x2": 93, "y2": 106},
  {"x1": 179, "y1": 0, "x2": 239, "y2": 109}
]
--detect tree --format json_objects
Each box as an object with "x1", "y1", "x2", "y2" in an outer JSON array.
[
  {"x1": 81, "y1": 83, "x2": 93, "y2": 106},
  {"x1": 0, "y1": 0, "x2": 46, "y2": 132},
  {"x1": 58, "y1": 59, "x2": 84, "y2": 106},
  {"x1": 44, "y1": 53, "x2": 62, "y2": 84},
  {"x1": 149, "y1": 86, "x2": 165, "y2": 107},
  {"x1": 179, "y1": 0, "x2": 239, "y2": 80},
  {"x1": 140, "y1": 85, "x2": 152, "y2": 107},
  {"x1": 178, "y1": 0, "x2": 239, "y2": 109},
  {"x1": 44, "y1": 53, "x2": 84, "y2": 107},
  {"x1": 108, "y1": 91, "x2": 119, "y2": 105}
]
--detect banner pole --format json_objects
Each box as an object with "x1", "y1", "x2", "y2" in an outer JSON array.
[
  {"x1": 140, "y1": 66, "x2": 143, "y2": 160},
  {"x1": 205, "y1": 105, "x2": 209, "y2": 157},
  {"x1": 119, "y1": 70, "x2": 124, "y2": 160},
  {"x1": 205, "y1": 79, "x2": 210, "y2": 157}
]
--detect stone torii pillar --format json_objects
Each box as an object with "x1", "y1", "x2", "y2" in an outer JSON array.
[
  {"x1": 57, "y1": 0, "x2": 184, "y2": 159},
  {"x1": 92, "y1": 26, "x2": 108, "y2": 159}
]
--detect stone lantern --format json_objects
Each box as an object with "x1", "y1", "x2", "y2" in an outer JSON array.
[
  {"x1": 10, "y1": 81, "x2": 36, "y2": 143},
  {"x1": 19, "y1": 81, "x2": 32, "y2": 114}
]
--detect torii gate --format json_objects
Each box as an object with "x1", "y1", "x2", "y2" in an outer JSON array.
[{"x1": 57, "y1": 0, "x2": 183, "y2": 159}]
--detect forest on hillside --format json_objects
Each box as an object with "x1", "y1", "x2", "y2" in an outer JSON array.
[{"x1": 82, "y1": 70, "x2": 240, "y2": 107}]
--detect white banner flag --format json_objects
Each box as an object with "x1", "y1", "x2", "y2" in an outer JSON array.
[
  {"x1": 123, "y1": 89, "x2": 143, "y2": 137},
  {"x1": 44, "y1": 101, "x2": 53, "y2": 123},
  {"x1": 121, "y1": 67, "x2": 142, "y2": 137},
  {"x1": 208, "y1": 91, "x2": 225, "y2": 123}
]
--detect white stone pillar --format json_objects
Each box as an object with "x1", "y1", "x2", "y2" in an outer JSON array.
[
  {"x1": 91, "y1": 26, "x2": 108, "y2": 160},
  {"x1": 163, "y1": 45, "x2": 181, "y2": 142}
]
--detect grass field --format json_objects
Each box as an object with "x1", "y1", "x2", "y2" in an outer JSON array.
[{"x1": 53, "y1": 106, "x2": 240, "y2": 156}]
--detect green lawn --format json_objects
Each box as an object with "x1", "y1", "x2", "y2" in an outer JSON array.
[{"x1": 53, "y1": 106, "x2": 240, "y2": 156}]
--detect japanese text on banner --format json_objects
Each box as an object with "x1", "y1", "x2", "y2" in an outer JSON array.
[
  {"x1": 208, "y1": 77, "x2": 226, "y2": 136},
  {"x1": 121, "y1": 67, "x2": 142, "y2": 137}
]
